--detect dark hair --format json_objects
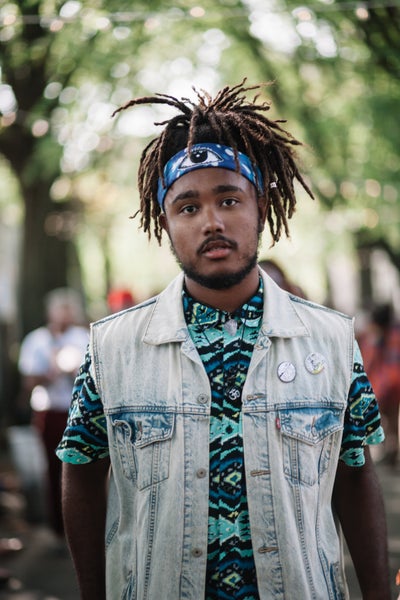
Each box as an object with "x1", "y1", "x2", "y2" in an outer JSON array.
[{"x1": 113, "y1": 79, "x2": 314, "y2": 244}]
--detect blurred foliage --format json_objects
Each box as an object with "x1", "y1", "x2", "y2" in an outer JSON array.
[{"x1": 0, "y1": 0, "x2": 399, "y2": 335}]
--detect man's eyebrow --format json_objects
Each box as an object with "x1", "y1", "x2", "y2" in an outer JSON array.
[
  {"x1": 170, "y1": 183, "x2": 245, "y2": 204},
  {"x1": 212, "y1": 184, "x2": 244, "y2": 194},
  {"x1": 170, "y1": 190, "x2": 199, "y2": 204}
]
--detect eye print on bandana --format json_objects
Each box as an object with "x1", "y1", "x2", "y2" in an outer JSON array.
[{"x1": 179, "y1": 147, "x2": 223, "y2": 170}]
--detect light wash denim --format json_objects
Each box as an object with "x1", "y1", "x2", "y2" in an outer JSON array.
[{"x1": 91, "y1": 269, "x2": 354, "y2": 600}]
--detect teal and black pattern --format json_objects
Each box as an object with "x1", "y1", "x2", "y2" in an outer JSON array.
[
  {"x1": 56, "y1": 351, "x2": 109, "y2": 464},
  {"x1": 340, "y1": 345, "x2": 384, "y2": 466},
  {"x1": 183, "y1": 283, "x2": 264, "y2": 599}
]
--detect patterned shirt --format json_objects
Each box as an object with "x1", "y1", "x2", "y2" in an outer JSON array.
[
  {"x1": 182, "y1": 287, "x2": 262, "y2": 598},
  {"x1": 56, "y1": 282, "x2": 384, "y2": 598}
]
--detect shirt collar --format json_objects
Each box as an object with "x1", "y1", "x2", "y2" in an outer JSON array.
[{"x1": 182, "y1": 279, "x2": 264, "y2": 329}]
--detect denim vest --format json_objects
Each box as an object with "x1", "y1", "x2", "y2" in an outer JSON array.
[{"x1": 90, "y1": 269, "x2": 354, "y2": 600}]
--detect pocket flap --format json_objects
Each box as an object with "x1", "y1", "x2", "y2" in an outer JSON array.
[
  {"x1": 112, "y1": 412, "x2": 175, "y2": 448},
  {"x1": 279, "y1": 406, "x2": 343, "y2": 445}
]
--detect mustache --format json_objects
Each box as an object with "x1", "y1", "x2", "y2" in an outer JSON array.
[{"x1": 197, "y1": 235, "x2": 238, "y2": 255}]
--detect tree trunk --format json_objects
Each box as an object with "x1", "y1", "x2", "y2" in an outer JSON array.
[{"x1": 18, "y1": 180, "x2": 78, "y2": 337}]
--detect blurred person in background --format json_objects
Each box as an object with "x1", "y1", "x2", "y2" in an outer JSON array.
[
  {"x1": 259, "y1": 258, "x2": 306, "y2": 298},
  {"x1": 18, "y1": 288, "x2": 88, "y2": 539},
  {"x1": 359, "y1": 303, "x2": 400, "y2": 468},
  {"x1": 106, "y1": 288, "x2": 136, "y2": 314}
]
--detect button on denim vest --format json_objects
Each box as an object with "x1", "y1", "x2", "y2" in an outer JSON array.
[{"x1": 90, "y1": 269, "x2": 354, "y2": 600}]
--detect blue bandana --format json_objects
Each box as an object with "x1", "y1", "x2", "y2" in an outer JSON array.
[{"x1": 157, "y1": 143, "x2": 264, "y2": 207}]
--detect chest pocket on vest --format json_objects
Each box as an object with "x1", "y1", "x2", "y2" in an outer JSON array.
[
  {"x1": 278, "y1": 405, "x2": 343, "y2": 486},
  {"x1": 111, "y1": 412, "x2": 174, "y2": 490}
]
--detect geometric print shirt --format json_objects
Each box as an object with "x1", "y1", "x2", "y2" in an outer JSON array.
[{"x1": 182, "y1": 286, "x2": 262, "y2": 599}]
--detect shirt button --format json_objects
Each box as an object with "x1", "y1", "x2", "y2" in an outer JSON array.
[
  {"x1": 197, "y1": 393, "x2": 208, "y2": 404},
  {"x1": 191, "y1": 548, "x2": 203, "y2": 557},
  {"x1": 196, "y1": 468, "x2": 207, "y2": 478}
]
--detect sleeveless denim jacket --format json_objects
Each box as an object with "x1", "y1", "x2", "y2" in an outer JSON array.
[{"x1": 90, "y1": 269, "x2": 354, "y2": 600}]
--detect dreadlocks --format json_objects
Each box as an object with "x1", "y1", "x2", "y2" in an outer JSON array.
[{"x1": 113, "y1": 79, "x2": 314, "y2": 244}]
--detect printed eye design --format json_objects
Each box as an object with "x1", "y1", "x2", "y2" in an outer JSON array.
[{"x1": 179, "y1": 147, "x2": 222, "y2": 170}]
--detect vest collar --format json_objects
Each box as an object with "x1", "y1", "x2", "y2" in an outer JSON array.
[
  {"x1": 143, "y1": 268, "x2": 309, "y2": 345},
  {"x1": 260, "y1": 269, "x2": 309, "y2": 338}
]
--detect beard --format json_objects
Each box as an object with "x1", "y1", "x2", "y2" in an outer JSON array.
[
  {"x1": 169, "y1": 232, "x2": 261, "y2": 291},
  {"x1": 180, "y1": 253, "x2": 258, "y2": 290}
]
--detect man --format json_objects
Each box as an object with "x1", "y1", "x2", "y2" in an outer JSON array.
[
  {"x1": 18, "y1": 288, "x2": 88, "y2": 536},
  {"x1": 57, "y1": 81, "x2": 390, "y2": 599}
]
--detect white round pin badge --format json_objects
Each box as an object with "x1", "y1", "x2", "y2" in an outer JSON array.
[
  {"x1": 305, "y1": 352, "x2": 326, "y2": 375},
  {"x1": 277, "y1": 361, "x2": 296, "y2": 383}
]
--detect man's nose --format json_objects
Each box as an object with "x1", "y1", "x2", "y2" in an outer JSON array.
[{"x1": 201, "y1": 206, "x2": 225, "y2": 235}]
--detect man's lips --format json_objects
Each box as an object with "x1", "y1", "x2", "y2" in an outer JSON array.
[{"x1": 198, "y1": 237, "x2": 236, "y2": 257}]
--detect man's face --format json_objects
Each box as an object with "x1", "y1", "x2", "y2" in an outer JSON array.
[{"x1": 160, "y1": 167, "x2": 266, "y2": 291}]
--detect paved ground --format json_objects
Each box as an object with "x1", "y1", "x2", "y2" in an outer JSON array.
[{"x1": 0, "y1": 460, "x2": 399, "y2": 599}]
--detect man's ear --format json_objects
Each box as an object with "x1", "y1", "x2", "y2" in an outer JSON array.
[
  {"x1": 257, "y1": 197, "x2": 267, "y2": 233},
  {"x1": 159, "y1": 213, "x2": 169, "y2": 235}
]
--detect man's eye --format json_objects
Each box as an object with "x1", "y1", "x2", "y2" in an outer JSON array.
[
  {"x1": 222, "y1": 198, "x2": 238, "y2": 207},
  {"x1": 181, "y1": 205, "x2": 197, "y2": 214}
]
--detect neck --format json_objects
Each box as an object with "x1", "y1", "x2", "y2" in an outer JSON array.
[{"x1": 184, "y1": 268, "x2": 260, "y2": 313}]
